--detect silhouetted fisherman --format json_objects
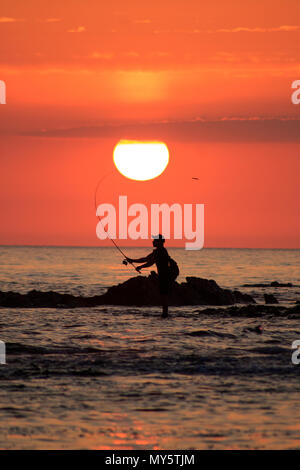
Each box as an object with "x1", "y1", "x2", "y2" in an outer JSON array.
[{"x1": 126, "y1": 234, "x2": 178, "y2": 318}]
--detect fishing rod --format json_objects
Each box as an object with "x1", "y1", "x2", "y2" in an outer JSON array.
[{"x1": 94, "y1": 175, "x2": 139, "y2": 273}]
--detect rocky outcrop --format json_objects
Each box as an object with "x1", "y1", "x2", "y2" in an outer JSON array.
[
  {"x1": 0, "y1": 272, "x2": 254, "y2": 308},
  {"x1": 242, "y1": 281, "x2": 294, "y2": 287},
  {"x1": 196, "y1": 303, "x2": 300, "y2": 318},
  {"x1": 264, "y1": 293, "x2": 279, "y2": 304},
  {"x1": 0, "y1": 289, "x2": 99, "y2": 309}
]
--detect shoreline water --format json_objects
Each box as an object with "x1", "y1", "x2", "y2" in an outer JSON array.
[
  {"x1": 0, "y1": 304, "x2": 299, "y2": 450},
  {"x1": 0, "y1": 247, "x2": 299, "y2": 449}
]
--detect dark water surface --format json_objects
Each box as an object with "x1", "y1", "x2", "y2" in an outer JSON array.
[{"x1": 0, "y1": 247, "x2": 299, "y2": 449}]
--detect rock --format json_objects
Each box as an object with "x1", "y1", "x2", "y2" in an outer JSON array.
[
  {"x1": 197, "y1": 304, "x2": 300, "y2": 318},
  {"x1": 99, "y1": 272, "x2": 255, "y2": 306},
  {"x1": 270, "y1": 281, "x2": 293, "y2": 287},
  {"x1": 0, "y1": 273, "x2": 255, "y2": 308},
  {"x1": 244, "y1": 325, "x2": 263, "y2": 334},
  {"x1": 288, "y1": 304, "x2": 300, "y2": 315},
  {"x1": 264, "y1": 293, "x2": 279, "y2": 304},
  {"x1": 242, "y1": 281, "x2": 294, "y2": 287}
]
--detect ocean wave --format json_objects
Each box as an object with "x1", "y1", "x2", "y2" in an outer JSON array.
[
  {"x1": 186, "y1": 329, "x2": 236, "y2": 339},
  {"x1": 246, "y1": 346, "x2": 290, "y2": 355},
  {"x1": 5, "y1": 342, "x2": 103, "y2": 355}
]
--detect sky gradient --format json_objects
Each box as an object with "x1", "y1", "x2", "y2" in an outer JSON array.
[{"x1": 0, "y1": 0, "x2": 299, "y2": 247}]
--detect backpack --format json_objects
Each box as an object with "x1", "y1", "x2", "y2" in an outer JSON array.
[{"x1": 168, "y1": 256, "x2": 180, "y2": 282}]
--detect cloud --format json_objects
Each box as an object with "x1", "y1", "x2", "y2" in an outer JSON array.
[
  {"x1": 134, "y1": 19, "x2": 152, "y2": 24},
  {"x1": 215, "y1": 25, "x2": 300, "y2": 33},
  {"x1": 154, "y1": 25, "x2": 300, "y2": 34},
  {"x1": 67, "y1": 26, "x2": 86, "y2": 33},
  {"x1": 5, "y1": 17, "x2": 62, "y2": 23},
  {"x1": 151, "y1": 51, "x2": 169, "y2": 57},
  {"x1": 23, "y1": 117, "x2": 300, "y2": 143},
  {"x1": 124, "y1": 51, "x2": 140, "y2": 57},
  {"x1": 43, "y1": 18, "x2": 62, "y2": 23},
  {"x1": 88, "y1": 51, "x2": 113, "y2": 60},
  {"x1": 0, "y1": 17, "x2": 24, "y2": 23}
]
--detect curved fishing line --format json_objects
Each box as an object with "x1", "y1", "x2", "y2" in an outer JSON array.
[{"x1": 94, "y1": 172, "x2": 139, "y2": 273}]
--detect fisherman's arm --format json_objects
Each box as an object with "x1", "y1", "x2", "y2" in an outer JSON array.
[
  {"x1": 136, "y1": 259, "x2": 155, "y2": 271},
  {"x1": 126, "y1": 252, "x2": 154, "y2": 264}
]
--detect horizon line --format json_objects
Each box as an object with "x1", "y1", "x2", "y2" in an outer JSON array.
[{"x1": 0, "y1": 244, "x2": 299, "y2": 250}]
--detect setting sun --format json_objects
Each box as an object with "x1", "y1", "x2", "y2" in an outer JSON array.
[{"x1": 113, "y1": 140, "x2": 169, "y2": 181}]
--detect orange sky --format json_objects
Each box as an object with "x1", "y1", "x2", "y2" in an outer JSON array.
[{"x1": 0, "y1": 0, "x2": 299, "y2": 247}]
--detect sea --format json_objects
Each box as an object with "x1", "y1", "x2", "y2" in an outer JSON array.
[{"x1": 0, "y1": 246, "x2": 299, "y2": 450}]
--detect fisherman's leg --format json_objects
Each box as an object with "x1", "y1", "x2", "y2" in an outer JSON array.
[
  {"x1": 161, "y1": 294, "x2": 168, "y2": 317},
  {"x1": 158, "y1": 275, "x2": 169, "y2": 317}
]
